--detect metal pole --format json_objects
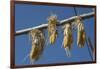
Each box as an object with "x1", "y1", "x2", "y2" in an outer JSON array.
[{"x1": 15, "y1": 12, "x2": 94, "y2": 36}]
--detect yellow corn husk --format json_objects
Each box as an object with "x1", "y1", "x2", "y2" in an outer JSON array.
[
  {"x1": 48, "y1": 15, "x2": 58, "y2": 44},
  {"x1": 63, "y1": 23, "x2": 73, "y2": 56},
  {"x1": 29, "y1": 29, "x2": 45, "y2": 62},
  {"x1": 77, "y1": 30, "x2": 86, "y2": 48},
  {"x1": 49, "y1": 31, "x2": 57, "y2": 44},
  {"x1": 76, "y1": 16, "x2": 86, "y2": 48},
  {"x1": 63, "y1": 24, "x2": 73, "y2": 48}
]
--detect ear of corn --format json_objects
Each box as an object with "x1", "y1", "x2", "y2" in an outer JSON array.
[
  {"x1": 48, "y1": 15, "x2": 58, "y2": 44},
  {"x1": 63, "y1": 23, "x2": 73, "y2": 56},
  {"x1": 29, "y1": 29, "x2": 45, "y2": 62},
  {"x1": 76, "y1": 16, "x2": 86, "y2": 48}
]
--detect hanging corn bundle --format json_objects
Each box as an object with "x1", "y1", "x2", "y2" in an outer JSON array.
[
  {"x1": 75, "y1": 16, "x2": 86, "y2": 48},
  {"x1": 29, "y1": 29, "x2": 45, "y2": 63},
  {"x1": 62, "y1": 23, "x2": 73, "y2": 57},
  {"x1": 47, "y1": 14, "x2": 58, "y2": 44}
]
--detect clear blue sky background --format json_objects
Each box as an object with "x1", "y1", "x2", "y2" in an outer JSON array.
[{"x1": 15, "y1": 3, "x2": 95, "y2": 65}]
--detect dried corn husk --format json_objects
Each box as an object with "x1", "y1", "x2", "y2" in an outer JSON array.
[
  {"x1": 29, "y1": 29, "x2": 45, "y2": 63},
  {"x1": 63, "y1": 23, "x2": 73, "y2": 57},
  {"x1": 48, "y1": 15, "x2": 58, "y2": 44},
  {"x1": 75, "y1": 16, "x2": 86, "y2": 48}
]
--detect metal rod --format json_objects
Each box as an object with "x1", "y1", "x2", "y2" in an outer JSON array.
[
  {"x1": 74, "y1": 7, "x2": 78, "y2": 16},
  {"x1": 15, "y1": 12, "x2": 94, "y2": 36},
  {"x1": 87, "y1": 37, "x2": 95, "y2": 60},
  {"x1": 87, "y1": 37, "x2": 94, "y2": 51},
  {"x1": 86, "y1": 37, "x2": 93, "y2": 61}
]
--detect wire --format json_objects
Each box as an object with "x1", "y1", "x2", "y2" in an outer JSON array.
[
  {"x1": 86, "y1": 37, "x2": 93, "y2": 60},
  {"x1": 74, "y1": 7, "x2": 78, "y2": 16}
]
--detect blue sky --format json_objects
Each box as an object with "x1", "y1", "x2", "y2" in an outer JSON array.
[{"x1": 15, "y1": 3, "x2": 95, "y2": 65}]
